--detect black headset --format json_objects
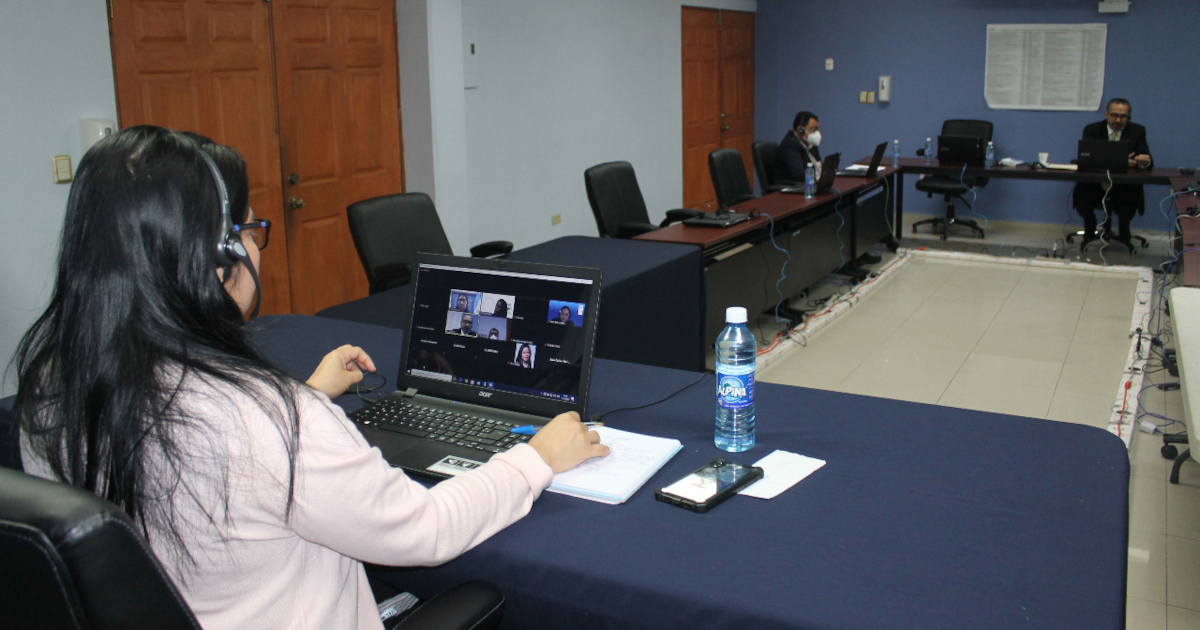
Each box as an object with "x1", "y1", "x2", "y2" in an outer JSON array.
[
  {"x1": 198, "y1": 148, "x2": 262, "y2": 319},
  {"x1": 197, "y1": 149, "x2": 248, "y2": 268}
]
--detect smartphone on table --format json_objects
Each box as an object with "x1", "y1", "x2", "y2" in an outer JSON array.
[{"x1": 655, "y1": 458, "x2": 763, "y2": 513}]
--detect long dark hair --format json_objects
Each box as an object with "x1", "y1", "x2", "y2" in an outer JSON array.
[{"x1": 13, "y1": 125, "x2": 300, "y2": 566}]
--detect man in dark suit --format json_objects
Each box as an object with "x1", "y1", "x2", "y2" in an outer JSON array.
[
  {"x1": 1073, "y1": 98, "x2": 1153, "y2": 244},
  {"x1": 772, "y1": 111, "x2": 822, "y2": 184}
]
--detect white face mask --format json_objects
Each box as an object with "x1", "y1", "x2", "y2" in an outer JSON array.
[{"x1": 805, "y1": 130, "x2": 822, "y2": 147}]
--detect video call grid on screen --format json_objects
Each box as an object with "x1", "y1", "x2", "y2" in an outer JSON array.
[{"x1": 407, "y1": 264, "x2": 594, "y2": 402}]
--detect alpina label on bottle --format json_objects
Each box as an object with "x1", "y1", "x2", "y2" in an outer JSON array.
[{"x1": 716, "y1": 363, "x2": 755, "y2": 409}]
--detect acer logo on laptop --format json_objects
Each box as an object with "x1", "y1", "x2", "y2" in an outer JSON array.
[{"x1": 479, "y1": 391, "x2": 493, "y2": 398}]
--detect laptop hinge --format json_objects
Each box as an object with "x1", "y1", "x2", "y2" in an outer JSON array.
[{"x1": 402, "y1": 388, "x2": 418, "y2": 399}]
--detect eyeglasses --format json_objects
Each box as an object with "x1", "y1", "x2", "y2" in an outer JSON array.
[{"x1": 232, "y1": 219, "x2": 271, "y2": 250}]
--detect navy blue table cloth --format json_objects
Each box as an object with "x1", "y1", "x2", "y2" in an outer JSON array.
[
  {"x1": 248, "y1": 314, "x2": 1129, "y2": 630},
  {"x1": 315, "y1": 236, "x2": 706, "y2": 372}
]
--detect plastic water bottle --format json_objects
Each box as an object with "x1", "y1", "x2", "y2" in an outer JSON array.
[
  {"x1": 924, "y1": 137, "x2": 933, "y2": 166},
  {"x1": 984, "y1": 141, "x2": 995, "y2": 168},
  {"x1": 804, "y1": 163, "x2": 815, "y2": 199},
  {"x1": 715, "y1": 307, "x2": 756, "y2": 452},
  {"x1": 892, "y1": 139, "x2": 900, "y2": 167}
]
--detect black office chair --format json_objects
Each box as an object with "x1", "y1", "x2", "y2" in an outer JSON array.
[
  {"x1": 708, "y1": 148, "x2": 757, "y2": 209},
  {"x1": 912, "y1": 120, "x2": 993, "y2": 239},
  {"x1": 583, "y1": 161, "x2": 701, "y2": 238},
  {"x1": 347, "y1": 193, "x2": 513, "y2": 294},
  {"x1": 0, "y1": 466, "x2": 506, "y2": 630},
  {"x1": 750, "y1": 140, "x2": 790, "y2": 194}
]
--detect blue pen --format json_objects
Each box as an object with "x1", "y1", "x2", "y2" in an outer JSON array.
[{"x1": 510, "y1": 421, "x2": 603, "y2": 435}]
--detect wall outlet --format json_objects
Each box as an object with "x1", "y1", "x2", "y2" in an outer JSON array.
[
  {"x1": 825, "y1": 58, "x2": 834, "y2": 71},
  {"x1": 551, "y1": 213, "x2": 561, "y2": 226}
]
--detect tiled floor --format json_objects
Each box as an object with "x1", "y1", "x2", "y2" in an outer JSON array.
[{"x1": 744, "y1": 213, "x2": 1198, "y2": 629}]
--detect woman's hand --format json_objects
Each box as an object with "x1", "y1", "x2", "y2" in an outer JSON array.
[
  {"x1": 306, "y1": 345, "x2": 377, "y2": 398},
  {"x1": 527, "y1": 412, "x2": 610, "y2": 473}
]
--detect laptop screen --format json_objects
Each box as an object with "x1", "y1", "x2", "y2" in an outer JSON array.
[{"x1": 399, "y1": 255, "x2": 602, "y2": 415}]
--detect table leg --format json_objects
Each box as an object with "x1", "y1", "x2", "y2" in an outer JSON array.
[{"x1": 894, "y1": 171, "x2": 904, "y2": 241}]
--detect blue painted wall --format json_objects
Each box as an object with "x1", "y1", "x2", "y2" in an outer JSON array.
[{"x1": 755, "y1": 0, "x2": 1200, "y2": 230}]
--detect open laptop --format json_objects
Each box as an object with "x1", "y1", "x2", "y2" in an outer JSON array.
[
  {"x1": 836, "y1": 142, "x2": 888, "y2": 177},
  {"x1": 1077, "y1": 139, "x2": 1132, "y2": 173},
  {"x1": 781, "y1": 152, "x2": 841, "y2": 195},
  {"x1": 937, "y1": 135, "x2": 985, "y2": 166},
  {"x1": 348, "y1": 254, "x2": 603, "y2": 479}
]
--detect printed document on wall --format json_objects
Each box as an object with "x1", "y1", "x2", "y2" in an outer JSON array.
[{"x1": 984, "y1": 24, "x2": 1106, "y2": 111}]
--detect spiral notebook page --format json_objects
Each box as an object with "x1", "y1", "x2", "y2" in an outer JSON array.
[{"x1": 547, "y1": 427, "x2": 682, "y2": 505}]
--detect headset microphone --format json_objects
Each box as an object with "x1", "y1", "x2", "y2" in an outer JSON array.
[{"x1": 198, "y1": 149, "x2": 261, "y2": 319}]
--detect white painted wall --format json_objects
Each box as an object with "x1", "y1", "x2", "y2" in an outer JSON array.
[
  {"x1": 458, "y1": 0, "x2": 756, "y2": 251},
  {"x1": 0, "y1": 1, "x2": 117, "y2": 395}
]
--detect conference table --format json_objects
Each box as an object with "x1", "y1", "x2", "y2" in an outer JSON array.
[
  {"x1": 888, "y1": 156, "x2": 1194, "y2": 243},
  {"x1": 635, "y1": 172, "x2": 896, "y2": 340},
  {"x1": 249, "y1": 314, "x2": 1130, "y2": 630},
  {"x1": 317, "y1": 236, "x2": 706, "y2": 372}
]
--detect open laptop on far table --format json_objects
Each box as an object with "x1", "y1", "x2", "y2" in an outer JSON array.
[
  {"x1": 836, "y1": 142, "x2": 888, "y2": 177},
  {"x1": 1077, "y1": 139, "x2": 1132, "y2": 173},
  {"x1": 348, "y1": 254, "x2": 603, "y2": 479},
  {"x1": 937, "y1": 135, "x2": 985, "y2": 166},
  {"x1": 781, "y1": 152, "x2": 841, "y2": 195}
]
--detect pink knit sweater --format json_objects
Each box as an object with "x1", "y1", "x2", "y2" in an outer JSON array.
[{"x1": 22, "y1": 379, "x2": 553, "y2": 630}]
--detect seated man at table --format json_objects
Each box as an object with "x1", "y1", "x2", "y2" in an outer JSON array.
[
  {"x1": 772, "y1": 110, "x2": 822, "y2": 183},
  {"x1": 1073, "y1": 98, "x2": 1153, "y2": 245}
]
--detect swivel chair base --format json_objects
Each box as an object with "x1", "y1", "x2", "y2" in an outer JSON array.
[
  {"x1": 1066, "y1": 229, "x2": 1149, "y2": 254},
  {"x1": 912, "y1": 216, "x2": 985, "y2": 240}
]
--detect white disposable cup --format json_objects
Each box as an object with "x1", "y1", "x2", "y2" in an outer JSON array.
[{"x1": 1038, "y1": 152, "x2": 1049, "y2": 164}]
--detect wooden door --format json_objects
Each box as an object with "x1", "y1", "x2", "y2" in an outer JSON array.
[
  {"x1": 109, "y1": 0, "x2": 292, "y2": 315},
  {"x1": 272, "y1": 0, "x2": 404, "y2": 315},
  {"x1": 681, "y1": 8, "x2": 721, "y2": 211},
  {"x1": 681, "y1": 8, "x2": 755, "y2": 211},
  {"x1": 719, "y1": 11, "x2": 755, "y2": 192}
]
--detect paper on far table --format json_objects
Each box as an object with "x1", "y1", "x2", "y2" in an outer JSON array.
[
  {"x1": 842, "y1": 163, "x2": 870, "y2": 171},
  {"x1": 738, "y1": 450, "x2": 826, "y2": 499}
]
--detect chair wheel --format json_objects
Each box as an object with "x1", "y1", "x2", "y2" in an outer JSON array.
[
  {"x1": 939, "y1": 233, "x2": 947, "y2": 240},
  {"x1": 1164, "y1": 444, "x2": 1179, "y2": 459}
]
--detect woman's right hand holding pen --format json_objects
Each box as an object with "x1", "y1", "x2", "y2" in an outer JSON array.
[{"x1": 528, "y1": 412, "x2": 610, "y2": 473}]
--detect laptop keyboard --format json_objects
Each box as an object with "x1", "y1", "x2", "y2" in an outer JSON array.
[{"x1": 350, "y1": 399, "x2": 532, "y2": 454}]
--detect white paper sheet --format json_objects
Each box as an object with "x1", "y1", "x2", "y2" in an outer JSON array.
[{"x1": 738, "y1": 450, "x2": 826, "y2": 499}]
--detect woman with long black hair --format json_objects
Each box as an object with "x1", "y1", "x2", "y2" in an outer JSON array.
[{"x1": 13, "y1": 126, "x2": 607, "y2": 629}]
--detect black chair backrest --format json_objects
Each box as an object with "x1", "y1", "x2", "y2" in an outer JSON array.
[
  {"x1": 708, "y1": 148, "x2": 754, "y2": 209},
  {"x1": 751, "y1": 141, "x2": 779, "y2": 191},
  {"x1": 942, "y1": 119, "x2": 993, "y2": 143},
  {"x1": 583, "y1": 161, "x2": 652, "y2": 238},
  {"x1": 0, "y1": 467, "x2": 201, "y2": 630},
  {"x1": 347, "y1": 192, "x2": 455, "y2": 294}
]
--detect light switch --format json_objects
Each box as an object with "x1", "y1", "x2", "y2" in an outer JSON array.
[
  {"x1": 867, "y1": 91, "x2": 876, "y2": 104},
  {"x1": 825, "y1": 58, "x2": 834, "y2": 71},
  {"x1": 53, "y1": 155, "x2": 72, "y2": 183}
]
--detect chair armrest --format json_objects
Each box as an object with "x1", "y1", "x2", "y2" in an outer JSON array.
[
  {"x1": 371, "y1": 263, "x2": 411, "y2": 295},
  {"x1": 616, "y1": 222, "x2": 660, "y2": 238},
  {"x1": 660, "y1": 208, "x2": 704, "y2": 227},
  {"x1": 469, "y1": 241, "x2": 514, "y2": 258},
  {"x1": 395, "y1": 581, "x2": 504, "y2": 630}
]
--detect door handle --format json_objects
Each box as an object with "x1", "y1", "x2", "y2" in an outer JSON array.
[{"x1": 288, "y1": 197, "x2": 306, "y2": 209}]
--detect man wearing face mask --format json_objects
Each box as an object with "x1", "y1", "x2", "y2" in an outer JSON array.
[{"x1": 773, "y1": 111, "x2": 823, "y2": 184}]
